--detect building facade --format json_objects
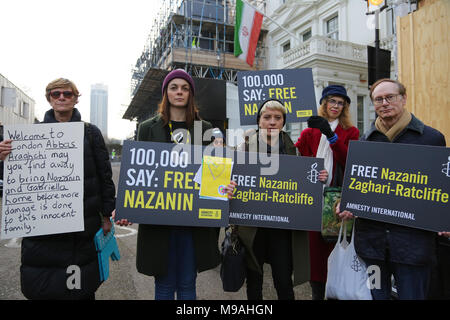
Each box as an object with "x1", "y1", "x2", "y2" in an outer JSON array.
[
  {"x1": 125, "y1": 0, "x2": 407, "y2": 144},
  {"x1": 90, "y1": 83, "x2": 108, "y2": 137},
  {"x1": 0, "y1": 73, "x2": 36, "y2": 133},
  {"x1": 124, "y1": 0, "x2": 267, "y2": 140},
  {"x1": 264, "y1": 0, "x2": 398, "y2": 139}
]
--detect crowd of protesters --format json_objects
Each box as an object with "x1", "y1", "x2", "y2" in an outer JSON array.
[{"x1": 0, "y1": 72, "x2": 448, "y2": 300}]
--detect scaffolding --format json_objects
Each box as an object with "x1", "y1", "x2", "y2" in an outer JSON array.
[{"x1": 130, "y1": 0, "x2": 267, "y2": 97}]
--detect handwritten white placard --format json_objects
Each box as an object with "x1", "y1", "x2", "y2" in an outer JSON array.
[{"x1": 1, "y1": 122, "x2": 84, "y2": 239}]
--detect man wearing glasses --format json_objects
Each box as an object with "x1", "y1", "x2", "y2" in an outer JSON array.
[{"x1": 337, "y1": 78, "x2": 448, "y2": 299}]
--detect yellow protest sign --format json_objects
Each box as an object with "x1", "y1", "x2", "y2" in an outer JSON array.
[{"x1": 199, "y1": 156, "x2": 233, "y2": 200}]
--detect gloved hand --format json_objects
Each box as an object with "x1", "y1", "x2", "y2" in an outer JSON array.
[{"x1": 307, "y1": 116, "x2": 334, "y2": 139}]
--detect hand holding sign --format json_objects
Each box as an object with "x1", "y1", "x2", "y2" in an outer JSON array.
[
  {"x1": 335, "y1": 201, "x2": 355, "y2": 221},
  {"x1": 0, "y1": 139, "x2": 12, "y2": 160}
]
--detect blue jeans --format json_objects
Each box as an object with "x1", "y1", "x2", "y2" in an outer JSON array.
[
  {"x1": 154, "y1": 228, "x2": 197, "y2": 300},
  {"x1": 364, "y1": 258, "x2": 431, "y2": 300}
]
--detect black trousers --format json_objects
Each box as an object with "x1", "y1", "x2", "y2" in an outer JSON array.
[
  {"x1": 428, "y1": 242, "x2": 450, "y2": 300},
  {"x1": 246, "y1": 227, "x2": 294, "y2": 300}
]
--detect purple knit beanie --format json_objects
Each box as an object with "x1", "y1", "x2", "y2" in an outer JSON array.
[{"x1": 162, "y1": 69, "x2": 195, "y2": 96}]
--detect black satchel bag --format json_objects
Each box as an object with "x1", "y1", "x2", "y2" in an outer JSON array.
[{"x1": 220, "y1": 226, "x2": 246, "y2": 292}]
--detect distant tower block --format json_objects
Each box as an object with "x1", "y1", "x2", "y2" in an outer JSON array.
[{"x1": 90, "y1": 84, "x2": 108, "y2": 137}]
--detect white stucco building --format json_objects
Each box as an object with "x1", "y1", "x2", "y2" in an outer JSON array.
[{"x1": 263, "y1": 0, "x2": 399, "y2": 138}]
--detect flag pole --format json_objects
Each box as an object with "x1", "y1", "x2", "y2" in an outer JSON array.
[{"x1": 242, "y1": 0, "x2": 302, "y2": 43}]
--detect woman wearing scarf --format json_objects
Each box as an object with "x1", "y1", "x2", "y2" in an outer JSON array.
[{"x1": 295, "y1": 85, "x2": 359, "y2": 300}]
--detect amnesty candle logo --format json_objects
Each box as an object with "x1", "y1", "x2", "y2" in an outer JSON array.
[
  {"x1": 442, "y1": 156, "x2": 450, "y2": 177},
  {"x1": 307, "y1": 163, "x2": 320, "y2": 184},
  {"x1": 351, "y1": 255, "x2": 364, "y2": 272}
]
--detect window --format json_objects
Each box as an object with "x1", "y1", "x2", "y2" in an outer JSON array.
[
  {"x1": 22, "y1": 101, "x2": 29, "y2": 119},
  {"x1": 1, "y1": 87, "x2": 17, "y2": 109},
  {"x1": 386, "y1": 8, "x2": 395, "y2": 36},
  {"x1": 286, "y1": 122, "x2": 301, "y2": 144},
  {"x1": 357, "y1": 96, "x2": 365, "y2": 135},
  {"x1": 328, "y1": 81, "x2": 345, "y2": 87},
  {"x1": 302, "y1": 29, "x2": 312, "y2": 42},
  {"x1": 282, "y1": 41, "x2": 291, "y2": 53},
  {"x1": 326, "y1": 15, "x2": 339, "y2": 40}
]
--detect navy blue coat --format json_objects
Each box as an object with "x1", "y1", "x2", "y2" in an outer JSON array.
[
  {"x1": 354, "y1": 114, "x2": 446, "y2": 266},
  {"x1": 20, "y1": 108, "x2": 116, "y2": 299}
]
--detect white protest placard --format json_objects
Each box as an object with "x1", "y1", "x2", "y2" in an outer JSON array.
[{"x1": 1, "y1": 122, "x2": 84, "y2": 239}]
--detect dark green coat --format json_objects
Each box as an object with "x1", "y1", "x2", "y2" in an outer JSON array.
[
  {"x1": 236, "y1": 131, "x2": 310, "y2": 286},
  {"x1": 135, "y1": 114, "x2": 221, "y2": 277}
]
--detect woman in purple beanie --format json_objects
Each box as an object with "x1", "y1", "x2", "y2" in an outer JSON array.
[{"x1": 116, "y1": 69, "x2": 235, "y2": 300}]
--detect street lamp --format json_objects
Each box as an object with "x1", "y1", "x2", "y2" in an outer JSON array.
[{"x1": 366, "y1": 0, "x2": 389, "y2": 85}]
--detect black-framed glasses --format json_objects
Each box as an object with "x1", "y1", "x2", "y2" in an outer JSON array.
[
  {"x1": 50, "y1": 90, "x2": 74, "y2": 99},
  {"x1": 373, "y1": 94, "x2": 401, "y2": 106},
  {"x1": 327, "y1": 98, "x2": 345, "y2": 107}
]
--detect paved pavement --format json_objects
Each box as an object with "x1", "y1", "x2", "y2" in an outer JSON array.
[{"x1": 0, "y1": 162, "x2": 312, "y2": 300}]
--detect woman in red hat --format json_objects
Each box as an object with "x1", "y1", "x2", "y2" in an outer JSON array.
[{"x1": 295, "y1": 85, "x2": 359, "y2": 300}]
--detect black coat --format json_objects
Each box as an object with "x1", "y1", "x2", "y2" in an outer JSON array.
[
  {"x1": 20, "y1": 108, "x2": 116, "y2": 299},
  {"x1": 354, "y1": 114, "x2": 446, "y2": 266}
]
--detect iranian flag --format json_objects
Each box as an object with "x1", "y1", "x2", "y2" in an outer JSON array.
[{"x1": 234, "y1": 0, "x2": 263, "y2": 66}]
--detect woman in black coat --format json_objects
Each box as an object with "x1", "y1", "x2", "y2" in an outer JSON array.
[
  {"x1": 116, "y1": 69, "x2": 235, "y2": 300},
  {"x1": 0, "y1": 78, "x2": 116, "y2": 299}
]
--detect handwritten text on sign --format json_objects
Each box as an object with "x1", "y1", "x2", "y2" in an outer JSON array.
[{"x1": 1, "y1": 123, "x2": 84, "y2": 239}]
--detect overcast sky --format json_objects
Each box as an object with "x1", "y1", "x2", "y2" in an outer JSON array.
[{"x1": 0, "y1": 0, "x2": 159, "y2": 140}]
